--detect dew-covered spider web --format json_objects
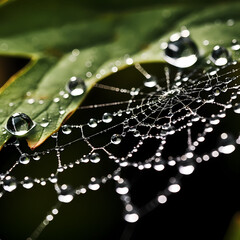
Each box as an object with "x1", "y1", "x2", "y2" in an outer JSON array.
[{"x1": 1, "y1": 30, "x2": 240, "y2": 240}]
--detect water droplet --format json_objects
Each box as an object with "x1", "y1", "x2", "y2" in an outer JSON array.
[
  {"x1": 153, "y1": 161, "x2": 165, "y2": 171},
  {"x1": 164, "y1": 31, "x2": 199, "y2": 68},
  {"x1": 3, "y1": 176, "x2": 17, "y2": 192},
  {"x1": 40, "y1": 119, "x2": 49, "y2": 128},
  {"x1": 57, "y1": 184, "x2": 74, "y2": 203},
  {"x1": 234, "y1": 103, "x2": 240, "y2": 114},
  {"x1": 144, "y1": 76, "x2": 157, "y2": 88},
  {"x1": 90, "y1": 152, "x2": 100, "y2": 163},
  {"x1": 124, "y1": 209, "x2": 139, "y2": 223},
  {"x1": 133, "y1": 130, "x2": 140, "y2": 137},
  {"x1": 111, "y1": 134, "x2": 122, "y2": 145},
  {"x1": 179, "y1": 164, "x2": 195, "y2": 175},
  {"x1": 231, "y1": 39, "x2": 240, "y2": 51},
  {"x1": 49, "y1": 174, "x2": 58, "y2": 183},
  {"x1": 88, "y1": 118, "x2": 98, "y2": 128},
  {"x1": 19, "y1": 154, "x2": 30, "y2": 165},
  {"x1": 168, "y1": 183, "x2": 181, "y2": 193},
  {"x1": 213, "y1": 87, "x2": 221, "y2": 96},
  {"x1": 53, "y1": 97, "x2": 60, "y2": 103},
  {"x1": 59, "y1": 109, "x2": 65, "y2": 115},
  {"x1": 130, "y1": 88, "x2": 140, "y2": 96},
  {"x1": 157, "y1": 194, "x2": 167, "y2": 204},
  {"x1": 218, "y1": 133, "x2": 235, "y2": 154},
  {"x1": 102, "y1": 113, "x2": 113, "y2": 123},
  {"x1": 33, "y1": 154, "x2": 41, "y2": 161},
  {"x1": 66, "y1": 76, "x2": 86, "y2": 96},
  {"x1": 62, "y1": 125, "x2": 72, "y2": 135},
  {"x1": 211, "y1": 45, "x2": 229, "y2": 66},
  {"x1": 5, "y1": 113, "x2": 35, "y2": 136},
  {"x1": 116, "y1": 179, "x2": 129, "y2": 195},
  {"x1": 23, "y1": 177, "x2": 34, "y2": 189},
  {"x1": 88, "y1": 178, "x2": 100, "y2": 191}
]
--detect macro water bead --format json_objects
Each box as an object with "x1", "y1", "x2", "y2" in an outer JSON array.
[
  {"x1": 5, "y1": 113, "x2": 35, "y2": 136},
  {"x1": 164, "y1": 30, "x2": 199, "y2": 68},
  {"x1": 66, "y1": 76, "x2": 86, "y2": 96}
]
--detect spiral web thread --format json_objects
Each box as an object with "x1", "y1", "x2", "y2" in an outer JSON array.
[{"x1": 1, "y1": 57, "x2": 240, "y2": 239}]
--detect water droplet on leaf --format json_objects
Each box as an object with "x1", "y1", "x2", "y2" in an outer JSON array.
[
  {"x1": 66, "y1": 76, "x2": 86, "y2": 96},
  {"x1": 5, "y1": 113, "x2": 35, "y2": 136},
  {"x1": 164, "y1": 31, "x2": 199, "y2": 68},
  {"x1": 211, "y1": 45, "x2": 229, "y2": 66}
]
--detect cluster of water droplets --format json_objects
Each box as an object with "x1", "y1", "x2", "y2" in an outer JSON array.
[{"x1": 1, "y1": 28, "x2": 240, "y2": 239}]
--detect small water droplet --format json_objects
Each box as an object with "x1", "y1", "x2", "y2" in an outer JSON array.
[
  {"x1": 144, "y1": 76, "x2": 157, "y2": 88},
  {"x1": 90, "y1": 152, "x2": 100, "y2": 163},
  {"x1": 111, "y1": 134, "x2": 122, "y2": 145},
  {"x1": 40, "y1": 119, "x2": 49, "y2": 128},
  {"x1": 153, "y1": 161, "x2": 165, "y2": 171},
  {"x1": 133, "y1": 130, "x2": 140, "y2": 137},
  {"x1": 130, "y1": 88, "x2": 140, "y2": 96},
  {"x1": 27, "y1": 98, "x2": 35, "y2": 104},
  {"x1": 59, "y1": 109, "x2": 65, "y2": 115},
  {"x1": 53, "y1": 97, "x2": 60, "y2": 103},
  {"x1": 23, "y1": 177, "x2": 34, "y2": 189},
  {"x1": 124, "y1": 209, "x2": 139, "y2": 223},
  {"x1": 179, "y1": 164, "x2": 195, "y2": 175},
  {"x1": 88, "y1": 178, "x2": 100, "y2": 190},
  {"x1": 102, "y1": 113, "x2": 113, "y2": 123},
  {"x1": 66, "y1": 76, "x2": 86, "y2": 96},
  {"x1": 19, "y1": 154, "x2": 30, "y2": 165},
  {"x1": 3, "y1": 176, "x2": 17, "y2": 192},
  {"x1": 62, "y1": 125, "x2": 72, "y2": 135},
  {"x1": 57, "y1": 184, "x2": 74, "y2": 203},
  {"x1": 33, "y1": 154, "x2": 41, "y2": 161},
  {"x1": 88, "y1": 118, "x2": 98, "y2": 128},
  {"x1": 157, "y1": 194, "x2": 167, "y2": 204},
  {"x1": 168, "y1": 183, "x2": 181, "y2": 193},
  {"x1": 49, "y1": 174, "x2": 58, "y2": 183},
  {"x1": 211, "y1": 45, "x2": 229, "y2": 66},
  {"x1": 231, "y1": 39, "x2": 240, "y2": 51},
  {"x1": 5, "y1": 113, "x2": 35, "y2": 136},
  {"x1": 164, "y1": 31, "x2": 199, "y2": 68},
  {"x1": 234, "y1": 103, "x2": 240, "y2": 114},
  {"x1": 218, "y1": 133, "x2": 235, "y2": 154},
  {"x1": 116, "y1": 179, "x2": 129, "y2": 195}
]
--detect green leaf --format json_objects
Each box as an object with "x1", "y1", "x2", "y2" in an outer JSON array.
[{"x1": 0, "y1": 0, "x2": 240, "y2": 149}]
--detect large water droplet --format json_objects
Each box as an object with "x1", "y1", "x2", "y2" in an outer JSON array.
[
  {"x1": 3, "y1": 176, "x2": 17, "y2": 192},
  {"x1": 111, "y1": 134, "x2": 122, "y2": 145},
  {"x1": 57, "y1": 184, "x2": 74, "y2": 203},
  {"x1": 164, "y1": 31, "x2": 199, "y2": 68},
  {"x1": 5, "y1": 113, "x2": 35, "y2": 136},
  {"x1": 211, "y1": 45, "x2": 229, "y2": 66},
  {"x1": 66, "y1": 76, "x2": 86, "y2": 96}
]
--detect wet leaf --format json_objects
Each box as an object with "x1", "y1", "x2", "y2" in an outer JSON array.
[{"x1": 0, "y1": 0, "x2": 239, "y2": 149}]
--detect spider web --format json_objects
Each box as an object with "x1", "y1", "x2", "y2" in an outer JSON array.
[{"x1": 1, "y1": 43, "x2": 240, "y2": 239}]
